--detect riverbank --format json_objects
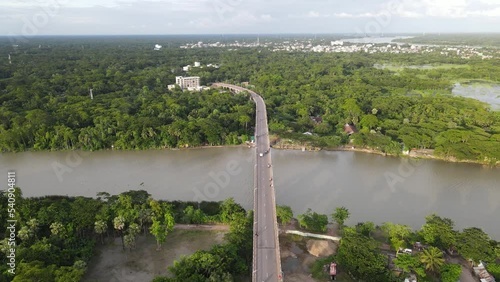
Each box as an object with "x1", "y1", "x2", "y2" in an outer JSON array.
[
  {"x1": 270, "y1": 138, "x2": 500, "y2": 167},
  {"x1": 2, "y1": 137, "x2": 497, "y2": 167},
  {"x1": 336, "y1": 146, "x2": 500, "y2": 167}
]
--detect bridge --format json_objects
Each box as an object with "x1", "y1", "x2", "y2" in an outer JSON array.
[{"x1": 213, "y1": 83, "x2": 283, "y2": 282}]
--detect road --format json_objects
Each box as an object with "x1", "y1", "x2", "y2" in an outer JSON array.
[{"x1": 213, "y1": 83, "x2": 282, "y2": 282}]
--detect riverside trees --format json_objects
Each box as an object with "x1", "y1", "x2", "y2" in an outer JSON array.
[
  {"x1": 331, "y1": 206, "x2": 350, "y2": 229},
  {"x1": 309, "y1": 214, "x2": 498, "y2": 281},
  {"x1": 298, "y1": 208, "x2": 328, "y2": 233},
  {"x1": 0, "y1": 188, "x2": 247, "y2": 282},
  {"x1": 1, "y1": 37, "x2": 499, "y2": 164},
  {"x1": 336, "y1": 229, "x2": 393, "y2": 282}
]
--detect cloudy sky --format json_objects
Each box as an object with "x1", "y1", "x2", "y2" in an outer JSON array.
[{"x1": 1, "y1": 0, "x2": 500, "y2": 36}]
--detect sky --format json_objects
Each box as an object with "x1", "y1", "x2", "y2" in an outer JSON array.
[{"x1": 1, "y1": 0, "x2": 500, "y2": 36}]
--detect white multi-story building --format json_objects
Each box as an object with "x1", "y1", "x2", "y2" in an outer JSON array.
[{"x1": 174, "y1": 76, "x2": 200, "y2": 90}]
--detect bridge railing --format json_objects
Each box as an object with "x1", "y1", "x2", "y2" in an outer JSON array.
[
  {"x1": 265, "y1": 107, "x2": 283, "y2": 282},
  {"x1": 252, "y1": 118, "x2": 258, "y2": 282},
  {"x1": 214, "y1": 83, "x2": 282, "y2": 282}
]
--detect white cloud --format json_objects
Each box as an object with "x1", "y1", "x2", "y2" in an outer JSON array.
[
  {"x1": 189, "y1": 11, "x2": 273, "y2": 30},
  {"x1": 1, "y1": 0, "x2": 499, "y2": 35},
  {"x1": 289, "y1": 11, "x2": 330, "y2": 18},
  {"x1": 469, "y1": 7, "x2": 500, "y2": 16},
  {"x1": 478, "y1": 0, "x2": 500, "y2": 4},
  {"x1": 333, "y1": 12, "x2": 353, "y2": 18},
  {"x1": 260, "y1": 14, "x2": 272, "y2": 20},
  {"x1": 382, "y1": 0, "x2": 500, "y2": 19},
  {"x1": 307, "y1": 11, "x2": 321, "y2": 18},
  {"x1": 333, "y1": 12, "x2": 390, "y2": 18}
]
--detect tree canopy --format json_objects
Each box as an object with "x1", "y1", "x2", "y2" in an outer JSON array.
[
  {"x1": 1, "y1": 37, "x2": 499, "y2": 165},
  {"x1": 297, "y1": 208, "x2": 328, "y2": 233}
]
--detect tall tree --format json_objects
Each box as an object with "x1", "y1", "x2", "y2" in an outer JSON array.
[
  {"x1": 456, "y1": 227, "x2": 496, "y2": 264},
  {"x1": 219, "y1": 198, "x2": 245, "y2": 223},
  {"x1": 337, "y1": 231, "x2": 391, "y2": 282},
  {"x1": 419, "y1": 214, "x2": 457, "y2": 251},
  {"x1": 150, "y1": 217, "x2": 166, "y2": 251},
  {"x1": 419, "y1": 246, "x2": 445, "y2": 274},
  {"x1": 50, "y1": 222, "x2": 66, "y2": 239},
  {"x1": 331, "y1": 206, "x2": 350, "y2": 228},
  {"x1": 94, "y1": 220, "x2": 107, "y2": 244},
  {"x1": 113, "y1": 216, "x2": 126, "y2": 250},
  {"x1": 276, "y1": 205, "x2": 293, "y2": 226},
  {"x1": 298, "y1": 208, "x2": 328, "y2": 233},
  {"x1": 393, "y1": 254, "x2": 426, "y2": 278},
  {"x1": 382, "y1": 222, "x2": 412, "y2": 252},
  {"x1": 440, "y1": 264, "x2": 462, "y2": 282},
  {"x1": 356, "y1": 221, "x2": 375, "y2": 237}
]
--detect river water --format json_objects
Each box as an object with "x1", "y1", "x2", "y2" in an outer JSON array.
[
  {"x1": 1, "y1": 147, "x2": 499, "y2": 239},
  {"x1": 453, "y1": 82, "x2": 500, "y2": 111},
  {"x1": 339, "y1": 36, "x2": 415, "y2": 44}
]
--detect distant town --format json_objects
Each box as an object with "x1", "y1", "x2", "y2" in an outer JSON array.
[{"x1": 180, "y1": 38, "x2": 499, "y2": 60}]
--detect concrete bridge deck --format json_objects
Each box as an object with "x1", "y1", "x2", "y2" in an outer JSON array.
[{"x1": 213, "y1": 83, "x2": 282, "y2": 282}]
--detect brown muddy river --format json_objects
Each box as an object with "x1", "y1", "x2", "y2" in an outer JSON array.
[{"x1": 1, "y1": 147, "x2": 499, "y2": 239}]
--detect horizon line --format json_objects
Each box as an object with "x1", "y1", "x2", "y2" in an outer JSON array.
[{"x1": 2, "y1": 32, "x2": 500, "y2": 37}]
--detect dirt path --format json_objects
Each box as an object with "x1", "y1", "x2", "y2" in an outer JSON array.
[
  {"x1": 446, "y1": 255, "x2": 479, "y2": 282},
  {"x1": 173, "y1": 224, "x2": 230, "y2": 231}
]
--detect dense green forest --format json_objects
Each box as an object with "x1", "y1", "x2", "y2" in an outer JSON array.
[
  {"x1": 303, "y1": 207, "x2": 500, "y2": 282},
  {"x1": 0, "y1": 36, "x2": 499, "y2": 164},
  {"x1": 0, "y1": 188, "x2": 252, "y2": 281},
  {"x1": 1, "y1": 189, "x2": 498, "y2": 281}
]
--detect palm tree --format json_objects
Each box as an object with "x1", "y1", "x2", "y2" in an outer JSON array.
[
  {"x1": 17, "y1": 226, "x2": 31, "y2": 241},
  {"x1": 138, "y1": 208, "x2": 152, "y2": 235},
  {"x1": 27, "y1": 218, "x2": 39, "y2": 237},
  {"x1": 420, "y1": 247, "x2": 445, "y2": 273},
  {"x1": 113, "y1": 216, "x2": 126, "y2": 250},
  {"x1": 94, "y1": 220, "x2": 107, "y2": 244},
  {"x1": 50, "y1": 222, "x2": 65, "y2": 238}
]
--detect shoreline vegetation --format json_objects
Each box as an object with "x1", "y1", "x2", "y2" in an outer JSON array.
[
  {"x1": 1, "y1": 38, "x2": 500, "y2": 167},
  {"x1": 3, "y1": 141, "x2": 499, "y2": 167},
  {"x1": 0, "y1": 189, "x2": 256, "y2": 282},
  {"x1": 271, "y1": 142, "x2": 500, "y2": 167},
  {"x1": 1, "y1": 190, "x2": 499, "y2": 282}
]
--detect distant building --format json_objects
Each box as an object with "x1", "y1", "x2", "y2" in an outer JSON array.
[
  {"x1": 154, "y1": 44, "x2": 162, "y2": 50},
  {"x1": 344, "y1": 124, "x2": 358, "y2": 135},
  {"x1": 194, "y1": 61, "x2": 201, "y2": 67},
  {"x1": 168, "y1": 76, "x2": 201, "y2": 91},
  {"x1": 176, "y1": 76, "x2": 200, "y2": 90}
]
